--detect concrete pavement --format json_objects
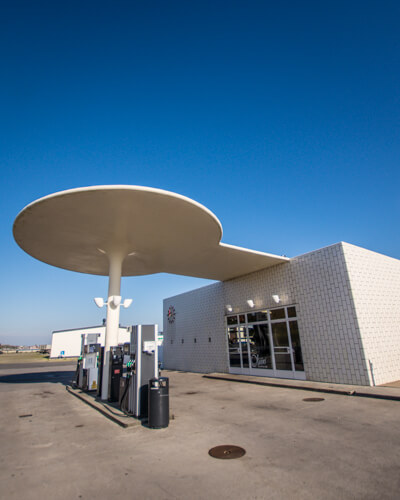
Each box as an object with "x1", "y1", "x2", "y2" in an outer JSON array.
[{"x1": 1, "y1": 364, "x2": 400, "y2": 499}]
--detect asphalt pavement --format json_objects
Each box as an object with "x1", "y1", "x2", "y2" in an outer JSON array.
[{"x1": 0, "y1": 360, "x2": 77, "y2": 370}]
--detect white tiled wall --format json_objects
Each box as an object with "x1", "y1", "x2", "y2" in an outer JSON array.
[
  {"x1": 288, "y1": 243, "x2": 367, "y2": 385},
  {"x1": 343, "y1": 243, "x2": 400, "y2": 385},
  {"x1": 163, "y1": 283, "x2": 227, "y2": 373},
  {"x1": 164, "y1": 242, "x2": 400, "y2": 386}
]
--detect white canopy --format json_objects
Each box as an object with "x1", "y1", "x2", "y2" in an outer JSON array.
[{"x1": 13, "y1": 185, "x2": 288, "y2": 281}]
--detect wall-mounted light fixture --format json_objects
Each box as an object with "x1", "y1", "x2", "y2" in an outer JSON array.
[
  {"x1": 226, "y1": 304, "x2": 233, "y2": 313},
  {"x1": 272, "y1": 295, "x2": 280, "y2": 304},
  {"x1": 247, "y1": 299, "x2": 255, "y2": 308}
]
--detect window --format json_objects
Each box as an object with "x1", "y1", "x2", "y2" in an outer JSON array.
[
  {"x1": 270, "y1": 308, "x2": 286, "y2": 321},
  {"x1": 247, "y1": 310, "x2": 269, "y2": 323},
  {"x1": 225, "y1": 305, "x2": 304, "y2": 377},
  {"x1": 227, "y1": 315, "x2": 237, "y2": 326}
]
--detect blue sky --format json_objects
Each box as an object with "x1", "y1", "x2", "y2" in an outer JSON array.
[{"x1": 1, "y1": 1, "x2": 399, "y2": 344}]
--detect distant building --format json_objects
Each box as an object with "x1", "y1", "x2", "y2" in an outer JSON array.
[{"x1": 50, "y1": 325, "x2": 130, "y2": 358}]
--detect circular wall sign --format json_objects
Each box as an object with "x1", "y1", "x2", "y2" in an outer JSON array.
[{"x1": 167, "y1": 306, "x2": 176, "y2": 323}]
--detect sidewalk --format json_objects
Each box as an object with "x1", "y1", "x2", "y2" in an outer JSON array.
[{"x1": 203, "y1": 373, "x2": 400, "y2": 401}]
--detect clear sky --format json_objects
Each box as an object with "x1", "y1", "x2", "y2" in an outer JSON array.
[{"x1": 1, "y1": 1, "x2": 399, "y2": 345}]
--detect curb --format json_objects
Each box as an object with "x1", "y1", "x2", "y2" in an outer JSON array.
[{"x1": 203, "y1": 375, "x2": 400, "y2": 402}]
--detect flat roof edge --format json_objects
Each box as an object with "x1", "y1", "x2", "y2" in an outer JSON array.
[
  {"x1": 52, "y1": 325, "x2": 128, "y2": 334},
  {"x1": 219, "y1": 242, "x2": 290, "y2": 261}
]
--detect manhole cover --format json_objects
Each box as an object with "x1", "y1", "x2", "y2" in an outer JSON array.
[
  {"x1": 209, "y1": 445, "x2": 246, "y2": 459},
  {"x1": 303, "y1": 397, "x2": 325, "y2": 402}
]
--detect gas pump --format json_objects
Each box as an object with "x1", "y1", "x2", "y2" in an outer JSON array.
[
  {"x1": 108, "y1": 346, "x2": 124, "y2": 402},
  {"x1": 83, "y1": 342, "x2": 101, "y2": 391},
  {"x1": 119, "y1": 325, "x2": 159, "y2": 418},
  {"x1": 77, "y1": 333, "x2": 101, "y2": 391},
  {"x1": 119, "y1": 343, "x2": 135, "y2": 412},
  {"x1": 96, "y1": 347, "x2": 105, "y2": 397}
]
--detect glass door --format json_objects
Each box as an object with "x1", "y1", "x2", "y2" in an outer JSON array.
[
  {"x1": 239, "y1": 326, "x2": 249, "y2": 369},
  {"x1": 271, "y1": 322, "x2": 293, "y2": 372},
  {"x1": 227, "y1": 326, "x2": 248, "y2": 371},
  {"x1": 227, "y1": 327, "x2": 241, "y2": 369},
  {"x1": 226, "y1": 306, "x2": 305, "y2": 380},
  {"x1": 248, "y1": 324, "x2": 273, "y2": 370}
]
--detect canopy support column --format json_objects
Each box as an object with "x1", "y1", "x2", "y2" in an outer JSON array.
[{"x1": 101, "y1": 250, "x2": 125, "y2": 401}]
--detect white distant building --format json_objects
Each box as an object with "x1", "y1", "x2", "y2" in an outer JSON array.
[{"x1": 50, "y1": 325, "x2": 130, "y2": 358}]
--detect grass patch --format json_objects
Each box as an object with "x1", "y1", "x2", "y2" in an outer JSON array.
[{"x1": 0, "y1": 352, "x2": 78, "y2": 364}]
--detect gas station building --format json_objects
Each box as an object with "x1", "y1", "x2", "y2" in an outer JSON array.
[
  {"x1": 13, "y1": 186, "x2": 400, "y2": 392},
  {"x1": 163, "y1": 241, "x2": 400, "y2": 387}
]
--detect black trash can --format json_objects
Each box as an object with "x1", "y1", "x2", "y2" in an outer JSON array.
[{"x1": 148, "y1": 377, "x2": 169, "y2": 428}]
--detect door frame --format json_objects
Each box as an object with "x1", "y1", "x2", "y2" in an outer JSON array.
[{"x1": 226, "y1": 306, "x2": 306, "y2": 381}]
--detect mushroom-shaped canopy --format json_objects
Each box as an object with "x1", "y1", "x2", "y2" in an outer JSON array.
[{"x1": 13, "y1": 186, "x2": 288, "y2": 281}]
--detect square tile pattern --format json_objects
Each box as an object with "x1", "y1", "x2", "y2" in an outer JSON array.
[{"x1": 163, "y1": 242, "x2": 400, "y2": 386}]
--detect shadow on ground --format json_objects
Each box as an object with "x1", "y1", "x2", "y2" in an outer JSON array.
[{"x1": 0, "y1": 370, "x2": 75, "y2": 386}]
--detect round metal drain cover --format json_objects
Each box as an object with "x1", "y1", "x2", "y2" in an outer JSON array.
[
  {"x1": 209, "y1": 445, "x2": 246, "y2": 459},
  {"x1": 303, "y1": 397, "x2": 325, "y2": 402}
]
